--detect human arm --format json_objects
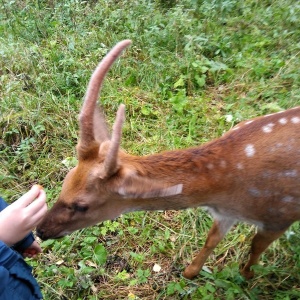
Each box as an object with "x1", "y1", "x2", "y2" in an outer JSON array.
[{"x1": 0, "y1": 239, "x2": 43, "y2": 299}]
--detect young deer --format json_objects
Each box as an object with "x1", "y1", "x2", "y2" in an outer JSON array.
[{"x1": 37, "y1": 40, "x2": 300, "y2": 280}]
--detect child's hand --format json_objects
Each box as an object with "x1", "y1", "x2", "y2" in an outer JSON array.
[
  {"x1": 0, "y1": 185, "x2": 47, "y2": 247},
  {"x1": 22, "y1": 240, "x2": 43, "y2": 258}
]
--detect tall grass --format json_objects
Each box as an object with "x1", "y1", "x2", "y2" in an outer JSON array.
[{"x1": 1, "y1": 0, "x2": 300, "y2": 299}]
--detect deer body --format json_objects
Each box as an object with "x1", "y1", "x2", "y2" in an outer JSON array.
[{"x1": 37, "y1": 40, "x2": 300, "y2": 280}]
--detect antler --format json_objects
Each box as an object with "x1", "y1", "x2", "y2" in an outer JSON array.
[{"x1": 79, "y1": 40, "x2": 132, "y2": 147}]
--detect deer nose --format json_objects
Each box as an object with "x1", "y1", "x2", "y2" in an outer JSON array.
[{"x1": 36, "y1": 228, "x2": 45, "y2": 240}]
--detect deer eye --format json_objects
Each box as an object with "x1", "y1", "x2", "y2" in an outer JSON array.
[{"x1": 72, "y1": 203, "x2": 89, "y2": 212}]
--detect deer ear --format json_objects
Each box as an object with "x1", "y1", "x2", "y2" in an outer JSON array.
[
  {"x1": 117, "y1": 175, "x2": 183, "y2": 199},
  {"x1": 98, "y1": 141, "x2": 120, "y2": 179},
  {"x1": 93, "y1": 106, "x2": 111, "y2": 143}
]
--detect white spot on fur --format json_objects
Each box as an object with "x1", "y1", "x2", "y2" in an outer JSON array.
[
  {"x1": 248, "y1": 188, "x2": 273, "y2": 197},
  {"x1": 282, "y1": 195, "x2": 294, "y2": 203},
  {"x1": 262, "y1": 123, "x2": 275, "y2": 133},
  {"x1": 279, "y1": 118, "x2": 288, "y2": 125},
  {"x1": 118, "y1": 187, "x2": 127, "y2": 196},
  {"x1": 245, "y1": 120, "x2": 253, "y2": 125},
  {"x1": 270, "y1": 141, "x2": 287, "y2": 153},
  {"x1": 245, "y1": 144, "x2": 255, "y2": 157},
  {"x1": 282, "y1": 170, "x2": 298, "y2": 177},
  {"x1": 236, "y1": 163, "x2": 243, "y2": 170},
  {"x1": 248, "y1": 188, "x2": 261, "y2": 197},
  {"x1": 291, "y1": 116, "x2": 300, "y2": 124},
  {"x1": 262, "y1": 170, "x2": 272, "y2": 178},
  {"x1": 207, "y1": 163, "x2": 214, "y2": 170},
  {"x1": 220, "y1": 160, "x2": 227, "y2": 168}
]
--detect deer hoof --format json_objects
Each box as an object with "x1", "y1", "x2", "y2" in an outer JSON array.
[
  {"x1": 182, "y1": 265, "x2": 200, "y2": 279},
  {"x1": 241, "y1": 267, "x2": 255, "y2": 280}
]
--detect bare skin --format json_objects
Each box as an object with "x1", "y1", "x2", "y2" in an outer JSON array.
[{"x1": 0, "y1": 185, "x2": 47, "y2": 256}]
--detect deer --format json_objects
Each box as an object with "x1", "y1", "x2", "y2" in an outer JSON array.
[{"x1": 36, "y1": 40, "x2": 300, "y2": 280}]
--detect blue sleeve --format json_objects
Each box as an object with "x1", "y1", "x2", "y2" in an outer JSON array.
[
  {"x1": 0, "y1": 240, "x2": 19, "y2": 290},
  {"x1": 0, "y1": 197, "x2": 8, "y2": 211},
  {"x1": 13, "y1": 232, "x2": 35, "y2": 252},
  {"x1": 0, "y1": 197, "x2": 35, "y2": 251},
  {"x1": 0, "y1": 198, "x2": 42, "y2": 298},
  {"x1": 0, "y1": 241, "x2": 20, "y2": 269}
]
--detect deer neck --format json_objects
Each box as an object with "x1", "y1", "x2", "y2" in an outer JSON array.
[{"x1": 119, "y1": 139, "x2": 233, "y2": 213}]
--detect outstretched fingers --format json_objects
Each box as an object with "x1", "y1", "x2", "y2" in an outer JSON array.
[
  {"x1": 24, "y1": 189, "x2": 48, "y2": 226},
  {"x1": 13, "y1": 185, "x2": 44, "y2": 208},
  {"x1": 12, "y1": 185, "x2": 48, "y2": 227}
]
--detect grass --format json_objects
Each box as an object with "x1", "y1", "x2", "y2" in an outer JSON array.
[{"x1": 0, "y1": 0, "x2": 300, "y2": 299}]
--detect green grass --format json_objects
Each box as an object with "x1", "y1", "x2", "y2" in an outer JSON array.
[{"x1": 1, "y1": 0, "x2": 300, "y2": 299}]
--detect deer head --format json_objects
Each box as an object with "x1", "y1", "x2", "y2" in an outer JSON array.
[{"x1": 37, "y1": 40, "x2": 182, "y2": 239}]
